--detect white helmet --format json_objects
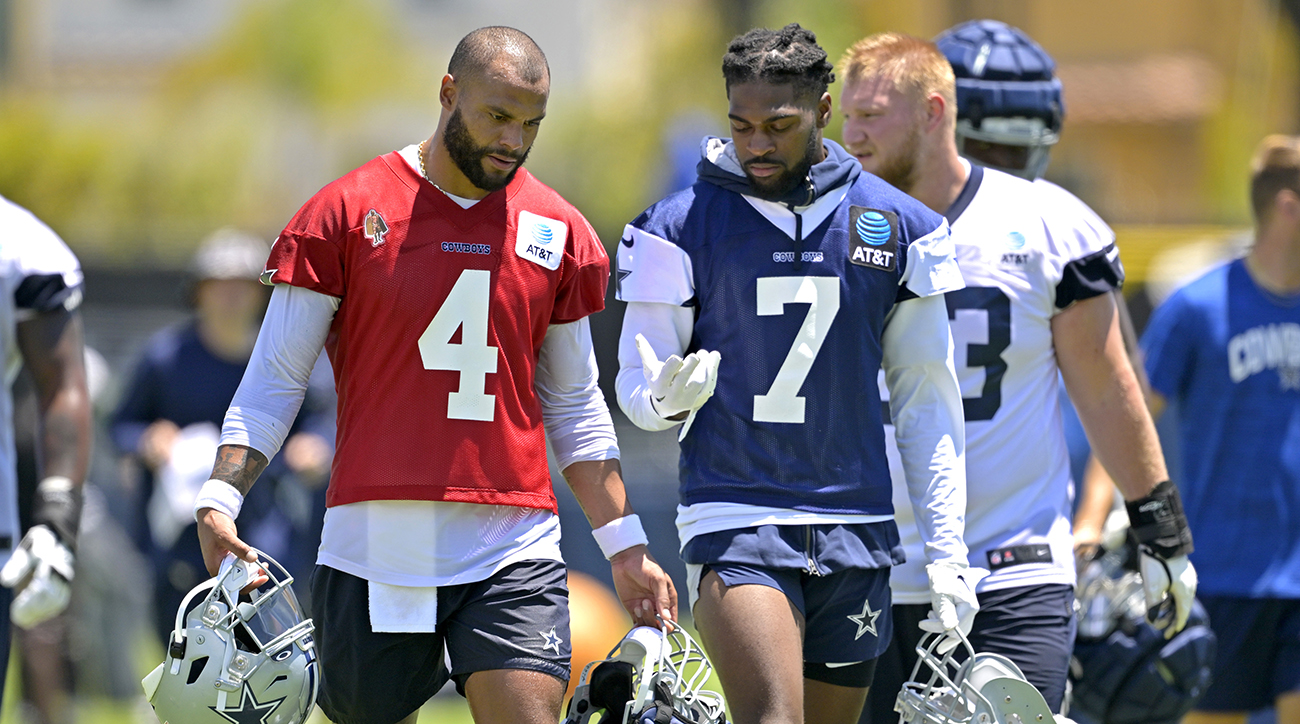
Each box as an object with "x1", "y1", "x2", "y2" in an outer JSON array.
[
  {"x1": 564, "y1": 622, "x2": 727, "y2": 724},
  {"x1": 896, "y1": 629, "x2": 1057, "y2": 724},
  {"x1": 142, "y1": 553, "x2": 319, "y2": 724}
]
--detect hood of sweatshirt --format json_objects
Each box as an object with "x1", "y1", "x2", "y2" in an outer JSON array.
[{"x1": 695, "y1": 135, "x2": 861, "y2": 207}]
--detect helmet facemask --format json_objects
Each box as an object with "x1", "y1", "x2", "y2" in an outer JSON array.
[{"x1": 896, "y1": 629, "x2": 1056, "y2": 724}]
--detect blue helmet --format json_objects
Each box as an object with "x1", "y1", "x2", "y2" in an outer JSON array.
[
  {"x1": 934, "y1": 19, "x2": 1064, "y2": 179},
  {"x1": 1070, "y1": 547, "x2": 1216, "y2": 724}
]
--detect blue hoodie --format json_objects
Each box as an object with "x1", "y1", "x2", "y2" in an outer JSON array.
[{"x1": 618, "y1": 135, "x2": 948, "y2": 515}]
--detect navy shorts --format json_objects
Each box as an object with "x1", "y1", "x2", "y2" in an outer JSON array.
[
  {"x1": 861, "y1": 583, "x2": 1075, "y2": 724},
  {"x1": 683, "y1": 523, "x2": 899, "y2": 687},
  {"x1": 310, "y1": 561, "x2": 571, "y2": 724},
  {"x1": 1196, "y1": 596, "x2": 1300, "y2": 711}
]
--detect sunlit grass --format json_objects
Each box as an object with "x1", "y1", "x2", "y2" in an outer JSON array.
[{"x1": 0, "y1": 620, "x2": 722, "y2": 724}]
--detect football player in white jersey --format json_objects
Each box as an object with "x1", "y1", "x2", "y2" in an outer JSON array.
[
  {"x1": 837, "y1": 32, "x2": 1198, "y2": 721},
  {"x1": 0, "y1": 195, "x2": 92, "y2": 702}
]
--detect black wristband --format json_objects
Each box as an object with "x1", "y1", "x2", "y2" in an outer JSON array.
[
  {"x1": 1125, "y1": 479, "x2": 1193, "y2": 559},
  {"x1": 32, "y1": 476, "x2": 82, "y2": 549}
]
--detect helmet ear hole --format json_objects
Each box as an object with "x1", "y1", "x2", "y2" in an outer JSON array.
[
  {"x1": 588, "y1": 660, "x2": 635, "y2": 715},
  {"x1": 186, "y1": 657, "x2": 209, "y2": 685}
]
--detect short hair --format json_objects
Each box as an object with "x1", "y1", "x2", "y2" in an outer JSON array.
[
  {"x1": 448, "y1": 26, "x2": 549, "y2": 87},
  {"x1": 721, "y1": 23, "x2": 835, "y2": 103},
  {"x1": 839, "y1": 32, "x2": 956, "y2": 126},
  {"x1": 1250, "y1": 135, "x2": 1300, "y2": 224}
]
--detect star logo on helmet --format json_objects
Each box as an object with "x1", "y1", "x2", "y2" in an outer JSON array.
[
  {"x1": 540, "y1": 626, "x2": 563, "y2": 655},
  {"x1": 847, "y1": 599, "x2": 880, "y2": 640},
  {"x1": 209, "y1": 688, "x2": 284, "y2": 724}
]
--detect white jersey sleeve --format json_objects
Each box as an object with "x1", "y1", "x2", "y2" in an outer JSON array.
[
  {"x1": 1034, "y1": 179, "x2": 1123, "y2": 311},
  {"x1": 3, "y1": 197, "x2": 83, "y2": 321},
  {"x1": 900, "y1": 219, "x2": 965, "y2": 298},
  {"x1": 615, "y1": 225, "x2": 695, "y2": 306}
]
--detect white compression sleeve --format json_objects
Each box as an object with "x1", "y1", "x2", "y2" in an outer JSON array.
[
  {"x1": 614, "y1": 301, "x2": 695, "y2": 432},
  {"x1": 220, "y1": 285, "x2": 339, "y2": 461},
  {"x1": 882, "y1": 293, "x2": 969, "y2": 567},
  {"x1": 536, "y1": 318, "x2": 620, "y2": 468}
]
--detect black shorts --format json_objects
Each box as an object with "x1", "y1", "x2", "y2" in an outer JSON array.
[
  {"x1": 861, "y1": 583, "x2": 1075, "y2": 724},
  {"x1": 310, "y1": 560, "x2": 571, "y2": 724},
  {"x1": 684, "y1": 523, "x2": 899, "y2": 688},
  {"x1": 1197, "y1": 595, "x2": 1300, "y2": 711}
]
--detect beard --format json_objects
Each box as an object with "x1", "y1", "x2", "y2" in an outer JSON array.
[
  {"x1": 442, "y1": 107, "x2": 530, "y2": 193},
  {"x1": 742, "y1": 129, "x2": 820, "y2": 202},
  {"x1": 870, "y1": 124, "x2": 923, "y2": 193}
]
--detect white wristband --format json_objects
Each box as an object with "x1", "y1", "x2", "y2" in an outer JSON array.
[
  {"x1": 193, "y1": 479, "x2": 244, "y2": 522},
  {"x1": 591, "y1": 514, "x2": 649, "y2": 559}
]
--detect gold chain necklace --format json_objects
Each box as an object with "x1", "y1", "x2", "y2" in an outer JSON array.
[{"x1": 417, "y1": 139, "x2": 431, "y2": 182}]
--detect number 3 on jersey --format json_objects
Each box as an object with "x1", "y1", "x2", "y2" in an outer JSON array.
[
  {"x1": 417, "y1": 269, "x2": 498, "y2": 421},
  {"x1": 946, "y1": 286, "x2": 1011, "y2": 422}
]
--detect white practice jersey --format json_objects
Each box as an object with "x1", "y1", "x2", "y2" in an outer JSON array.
[
  {"x1": 884, "y1": 165, "x2": 1121, "y2": 602},
  {"x1": 0, "y1": 196, "x2": 84, "y2": 563}
]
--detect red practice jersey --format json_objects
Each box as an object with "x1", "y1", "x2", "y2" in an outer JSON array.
[{"x1": 264, "y1": 152, "x2": 609, "y2": 512}]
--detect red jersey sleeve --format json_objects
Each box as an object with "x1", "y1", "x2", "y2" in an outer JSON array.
[
  {"x1": 263, "y1": 186, "x2": 348, "y2": 298},
  {"x1": 551, "y1": 214, "x2": 609, "y2": 325}
]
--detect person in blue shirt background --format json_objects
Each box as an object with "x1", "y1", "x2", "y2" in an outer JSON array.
[{"x1": 1142, "y1": 135, "x2": 1300, "y2": 724}]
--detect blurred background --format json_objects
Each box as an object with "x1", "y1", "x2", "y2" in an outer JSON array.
[{"x1": 1, "y1": 0, "x2": 1297, "y2": 721}]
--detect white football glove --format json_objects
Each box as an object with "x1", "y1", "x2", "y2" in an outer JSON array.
[
  {"x1": 635, "y1": 333, "x2": 721, "y2": 440},
  {"x1": 1139, "y1": 551, "x2": 1197, "y2": 638},
  {"x1": 0, "y1": 525, "x2": 74, "y2": 629},
  {"x1": 918, "y1": 561, "x2": 987, "y2": 653}
]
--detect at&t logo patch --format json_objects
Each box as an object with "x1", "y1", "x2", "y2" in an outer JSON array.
[
  {"x1": 848, "y1": 206, "x2": 898, "y2": 271},
  {"x1": 515, "y1": 210, "x2": 566, "y2": 271}
]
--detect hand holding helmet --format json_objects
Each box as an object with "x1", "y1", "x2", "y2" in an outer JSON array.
[
  {"x1": 142, "y1": 551, "x2": 318, "y2": 724},
  {"x1": 919, "y1": 561, "x2": 987, "y2": 654},
  {"x1": 565, "y1": 621, "x2": 727, "y2": 724},
  {"x1": 1124, "y1": 480, "x2": 1197, "y2": 638}
]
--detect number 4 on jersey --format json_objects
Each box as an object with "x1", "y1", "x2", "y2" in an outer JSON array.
[{"x1": 418, "y1": 269, "x2": 498, "y2": 421}]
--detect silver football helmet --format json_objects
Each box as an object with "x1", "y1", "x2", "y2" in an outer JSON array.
[
  {"x1": 142, "y1": 552, "x2": 318, "y2": 724},
  {"x1": 896, "y1": 629, "x2": 1056, "y2": 724},
  {"x1": 564, "y1": 622, "x2": 727, "y2": 724}
]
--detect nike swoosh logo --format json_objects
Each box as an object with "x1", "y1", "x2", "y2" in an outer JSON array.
[
  {"x1": 621, "y1": 236, "x2": 634, "y2": 248},
  {"x1": 823, "y1": 661, "x2": 864, "y2": 669}
]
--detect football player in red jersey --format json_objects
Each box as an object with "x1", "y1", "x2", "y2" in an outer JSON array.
[{"x1": 193, "y1": 26, "x2": 676, "y2": 724}]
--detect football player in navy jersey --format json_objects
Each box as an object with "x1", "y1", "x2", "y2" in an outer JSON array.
[
  {"x1": 616, "y1": 23, "x2": 978, "y2": 724},
  {"x1": 838, "y1": 31, "x2": 1197, "y2": 722}
]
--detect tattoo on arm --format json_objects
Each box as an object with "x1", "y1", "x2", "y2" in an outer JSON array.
[{"x1": 211, "y1": 445, "x2": 270, "y2": 496}]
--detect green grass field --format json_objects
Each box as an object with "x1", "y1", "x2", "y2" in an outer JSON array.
[{"x1": 0, "y1": 624, "x2": 723, "y2": 724}]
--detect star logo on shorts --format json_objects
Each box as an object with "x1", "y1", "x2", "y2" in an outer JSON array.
[
  {"x1": 847, "y1": 599, "x2": 880, "y2": 640},
  {"x1": 540, "y1": 626, "x2": 563, "y2": 655}
]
